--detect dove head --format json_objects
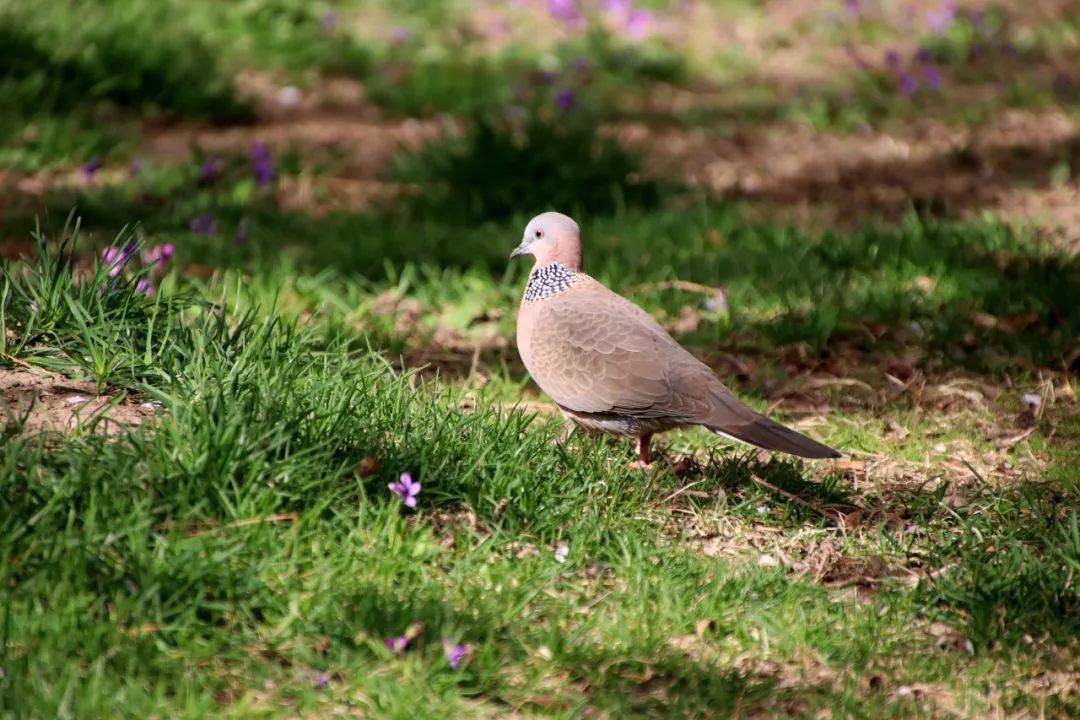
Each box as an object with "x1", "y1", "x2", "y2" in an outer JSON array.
[{"x1": 510, "y1": 212, "x2": 583, "y2": 271}]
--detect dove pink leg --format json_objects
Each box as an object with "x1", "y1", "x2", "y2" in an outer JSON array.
[{"x1": 636, "y1": 433, "x2": 653, "y2": 467}]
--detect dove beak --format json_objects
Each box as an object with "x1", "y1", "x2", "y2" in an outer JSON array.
[{"x1": 509, "y1": 240, "x2": 530, "y2": 260}]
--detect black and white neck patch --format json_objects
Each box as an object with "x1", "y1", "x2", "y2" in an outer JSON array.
[{"x1": 523, "y1": 262, "x2": 576, "y2": 303}]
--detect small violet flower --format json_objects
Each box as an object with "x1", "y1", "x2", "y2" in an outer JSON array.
[
  {"x1": 101, "y1": 241, "x2": 138, "y2": 278},
  {"x1": 603, "y1": 1, "x2": 653, "y2": 40},
  {"x1": 704, "y1": 288, "x2": 729, "y2": 315},
  {"x1": 388, "y1": 472, "x2": 420, "y2": 508},
  {"x1": 535, "y1": 69, "x2": 559, "y2": 86},
  {"x1": 884, "y1": 49, "x2": 902, "y2": 71},
  {"x1": 554, "y1": 88, "x2": 577, "y2": 112},
  {"x1": 547, "y1": 0, "x2": 581, "y2": 24},
  {"x1": 925, "y1": 1, "x2": 957, "y2": 34},
  {"x1": 623, "y1": 8, "x2": 654, "y2": 40},
  {"x1": 251, "y1": 142, "x2": 275, "y2": 188},
  {"x1": 321, "y1": 12, "x2": 337, "y2": 33},
  {"x1": 190, "y1": 214, "x2": 216, "y2": 236},
  {"x1": 136, "y1": 278, "x2": 154, "y2": 297},
  {"x1": 385, "y1": 635, "x2": 409, "y2": 654},
  {"x1": 143, "y1": 243, "x2": 174, "y2": 267},
  {"x1": 921, "y1": 63, "x2": 943, "y2": 90},
  {"x1": 601, "y1": 0, "x2": 631, "y2": 16},
  {"x1": 82, "y1": 158, "x2": 103, "y2": 180},
  {"x1": 444, "y1": 641, "x2": 467, "y2": 670},
  {"x1": 198, "y1": 157, "x2": 221, "y2": 185},
  {"x1": 235, "y1": 216, "x2": 251, "y2": 246},
  {"x1": 898, "y1": 72, "x2": 919, "y2": 97},
  {"x1": 314, "y1": 671, "x2": 331, "y2": 689}
]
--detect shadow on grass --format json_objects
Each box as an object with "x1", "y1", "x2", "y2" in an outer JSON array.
[{"x1": 8, "y1": 184, "x2": 1075, "y2": 375}]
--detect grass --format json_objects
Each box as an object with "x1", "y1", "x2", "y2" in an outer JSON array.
[
  {"x1": 2, "y1": 0, "x2": 1079, "y2": 717},
  {"x1": 9, "y1": 172, "x2": 1077, "y2": 372},
  {"x1": 1, "y1": 206, "x2": 1077, "y2": 718}
]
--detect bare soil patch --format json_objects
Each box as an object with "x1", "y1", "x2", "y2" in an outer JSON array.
[
  {"x1": 0, "y1": 366, "x2": 158, "y2": 436},
  {"x1": 618, "y1": 108, "x2": 1080, "y2": 248}
]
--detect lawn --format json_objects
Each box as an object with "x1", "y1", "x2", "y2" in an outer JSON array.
[{"x1": 1, "y1": 1, "x2": 1078, "y2": 718}]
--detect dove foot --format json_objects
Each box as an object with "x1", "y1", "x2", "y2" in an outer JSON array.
[{"x1": 634, "y1": 433, "x2": 654, "y2": 467}]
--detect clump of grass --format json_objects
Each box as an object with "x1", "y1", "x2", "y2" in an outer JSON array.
[
  {"x1": 393, "y1": 112, "x2": 664, "y2": 221},
  {"x1": 921, "y1": 482, "x2": 1080, "y2": 647},
  {"x1": 0, "y1": 5, "x2": 251, "y2": 122}
]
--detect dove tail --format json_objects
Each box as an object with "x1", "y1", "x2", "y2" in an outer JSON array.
[{"x1": 706, "y1": 416, "x2": 841, "y2": 459}]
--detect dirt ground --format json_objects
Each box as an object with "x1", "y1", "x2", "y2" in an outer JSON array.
[{"x1": 0, "y1": 366, "x2": 159, "y2": 436}]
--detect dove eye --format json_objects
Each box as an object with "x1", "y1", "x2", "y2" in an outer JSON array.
[{"x1": 534, "y1": 229, "x2": 543, "y2": 239}]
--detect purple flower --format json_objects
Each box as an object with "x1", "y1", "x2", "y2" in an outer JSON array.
[
  {"x1": 623, "y1": 8, "x2": 654, "y2": 39},
  {"x1": 314, "y1": 671, "x2": 331, "y2": 689},
  {"x1": 967, "y1": 9, "x2": 991, "y2": 38},
  {"x1": 385, "y1": 635, "x2": 409, "y2": 653},
  {"x1": 601, "y1": 0, "x2": 631, "y2": 15},
  {"x1": 388, "y1": 472, "x2": 420, "y2": 508},
  {"x1": 925, "y1": 1, "x2": 957, "y2": 34},
  {"x1": 921, "y1": 63, "x2": 943, "y2": 90},
  {"x1": 101, "y1": 248, "x2": 123, "y2": 276},
  {"x1": 914, "y1": 46, "x2": 933, "y2": 64},
  {"x1": 190, "y1": 214, "x2": 216, "y2": 236},
  {"x1": 535, "y1": 69, "x2": 559, "y2": 86},
  {"x1": 845, "y1": 0, "x2": 860, "y2": 17},
  {"x1": 704, "y1": 288, "x2": 729, "y2": 315},
  {"x1": 554, "y1": 88, "x2": 577, "y2": 112},
  {"x1": 101, "y1": 241, "x2": 137, "y2": 278},
  {"x1": 444, "y1": 641, "x2": 467, "y2": 670},
  {"x1": 602, "y1": 0, "x2": 653, "y2": 39},
  {"x1": 546, "y1": 0, "x2": 581, "y2": 25},
  {"x1": 321, "y1": 12, "x2": 337, "y2": 33},
  {"x1": 884, "y1": 49, "x2": 902, "y2": 71},
  {"x1": 898, "y1": 72, "x2": 919, "y2": 97},
  {"x1": 198, "y1": 157, "x2": 221, "y2": 185},
  {"x1": 251, "y1": 142, "x2": 275, "y2": 188},
  {"x1": 390, "y1": 27, "x2": 413, "y2": 44},
  {"x1": 143, "y1": 243, "x2": 174, "y2": 265},
  {"x1": 136, "y1": 278, "x2": 154, "y2": 297},
  {"x1": 82, "y1": 158, "x2": 103, "y2": 179},
  {"x1": 129, "y1": 159, "x2": 143, "y2": 177},
  {"x1": 235, "y1": 216, "x2": 251, "y2": 246}
]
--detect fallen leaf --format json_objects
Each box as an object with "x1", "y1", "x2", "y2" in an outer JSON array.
[
  {"x1": 671, "y1": 455, "x2": 695, "y2": 475},
  {"x1": 842, "y1": 510, "x2": 864, "y2": 530},
  {"x1": 669, "y1": 305, "x2": 701, "y2": 334},
  {"x1": 836, "y1": 460, "x2": 867, "y2": 477},
  {"x1": 358, "y1": 456, "x2": 381, "y2": 477}
]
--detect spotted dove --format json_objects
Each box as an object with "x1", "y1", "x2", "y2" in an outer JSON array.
[{"x1": 510, "y1": 212, "x2": 840, "y2": 465}]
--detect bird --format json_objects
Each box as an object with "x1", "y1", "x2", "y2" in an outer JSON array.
[{"x1": 510, "y1": 211, "x2": 840, "y2": 466}]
